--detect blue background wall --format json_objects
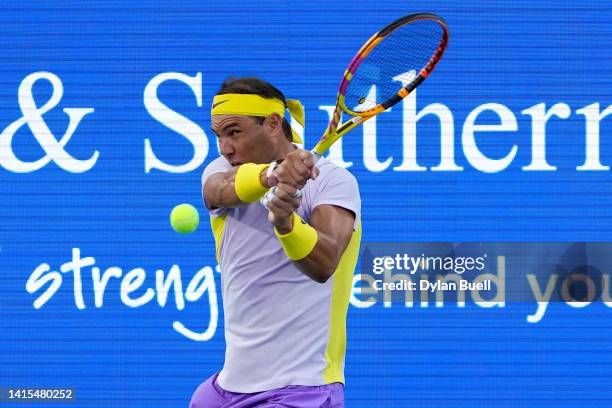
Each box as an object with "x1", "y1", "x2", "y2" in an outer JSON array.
[{"x1": 1, "y1": 1, "x2": 611, "y2": 407}]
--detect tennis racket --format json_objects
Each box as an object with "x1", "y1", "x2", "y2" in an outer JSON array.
[{"x1": 261, "y1": 12, "x2": 449, "y2": 207}]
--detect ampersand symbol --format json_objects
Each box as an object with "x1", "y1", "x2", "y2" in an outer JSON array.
[{"x1": 0, "y1": 72, "x2": 98, "y2": 173}]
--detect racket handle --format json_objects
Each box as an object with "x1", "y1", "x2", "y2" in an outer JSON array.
[{"x1": 260, "y1": 151, "x2": 321, "y2": 209}]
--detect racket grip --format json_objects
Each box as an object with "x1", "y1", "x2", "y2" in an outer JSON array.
[{"x1": 260, "y1": 151, "x2": 321, "y2": 209}]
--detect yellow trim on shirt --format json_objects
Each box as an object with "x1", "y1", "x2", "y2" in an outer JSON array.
[
  {"x1": 323, "y1": 219, "x2": 362, "y2": 384},
  {"x1": 210, "y1": 214, "x2": 227, "y2": 263}
]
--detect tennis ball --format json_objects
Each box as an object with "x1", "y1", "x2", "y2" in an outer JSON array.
[{"x1": 170, "y1": 203, "x2": 199, "y2": 234}]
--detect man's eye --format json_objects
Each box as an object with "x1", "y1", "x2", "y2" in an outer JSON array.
[{"x1": 230, "y1": 130, "x2": 241, "y2": 136}]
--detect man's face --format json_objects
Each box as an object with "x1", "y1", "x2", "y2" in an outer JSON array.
[{"x1": 211, "y1": 114, "x2": 277, "y2": 165}]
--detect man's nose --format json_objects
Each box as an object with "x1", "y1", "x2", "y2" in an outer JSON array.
[{"x1": 219, "y1": 138, "x2": 235, "y2": 159}]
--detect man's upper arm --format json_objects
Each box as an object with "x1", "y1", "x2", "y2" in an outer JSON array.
[
  {"x1": 201, "y1": 156, "x2": 233, "y2": 213},
  {"x1": 310, "y1": 204, "x2": 355, "y2": 259},
  {"x1": 308, "y1": 166, "x2": 361, "y2": 260},
  {"x1": 203, "y1": 172, "x2": 228, "y2": 210}
]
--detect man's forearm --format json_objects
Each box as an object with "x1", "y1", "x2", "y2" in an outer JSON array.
[
  {"x1": 293, "y1": 231, "x2": 343, "y2": 283},
  {"x1": 204, "y1": 164, "x2": 270, "y2": 209},
  {"x1": 275, "y1": 210, "x2": 353, "y2": 284}
]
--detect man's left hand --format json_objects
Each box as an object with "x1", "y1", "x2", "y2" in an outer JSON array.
[{"x1": 267, "y1": 182, "x2": 302, "y2": 233}]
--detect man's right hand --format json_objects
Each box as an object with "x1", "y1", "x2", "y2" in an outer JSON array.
[{"x1": 268, "y1": 150, "x2": 319, "y2": 189}]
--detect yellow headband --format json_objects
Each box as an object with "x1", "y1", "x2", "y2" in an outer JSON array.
[{"x1": 211, "y1": 94, "x2": 304, "y2": 144}]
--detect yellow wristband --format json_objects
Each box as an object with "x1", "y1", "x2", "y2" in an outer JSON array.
[
  {"x1": 275, "y1": 213, "x2": 318, "y2": 261},
  {"x1": 235, "y1": 163, "x2": 269, "y2": 203}
]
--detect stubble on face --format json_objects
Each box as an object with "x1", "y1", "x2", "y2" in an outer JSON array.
[{"x1": 211, "y1": 115, "x2": 276, "y2": 165}]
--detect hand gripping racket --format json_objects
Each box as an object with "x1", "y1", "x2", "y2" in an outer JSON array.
[{"x1": 261, "y1": 12, "x2": 449, "y2": 208}]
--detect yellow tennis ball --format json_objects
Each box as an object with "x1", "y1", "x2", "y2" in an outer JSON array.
[{"x1": 170, "y1": 203, "x2": 199, "y2": 234}]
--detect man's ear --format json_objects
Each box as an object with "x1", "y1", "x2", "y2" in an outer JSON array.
[{"x1": 264, "y1": 113, "x2": 284, "y2": 137}]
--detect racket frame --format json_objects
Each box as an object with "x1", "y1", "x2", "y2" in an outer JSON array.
[
  {"x1": 262, "y1": 12, "x2": 448, "y2": 206},
  {"x1": 313, "y1": 12, "x2": 449, "y2": 156}
]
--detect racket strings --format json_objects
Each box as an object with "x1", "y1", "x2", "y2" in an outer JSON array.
[{"x1": 345, "y1": 19, "x2": 444, "y2": 113}]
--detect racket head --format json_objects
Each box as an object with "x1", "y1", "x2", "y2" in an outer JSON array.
[
  {"x1": 312, "y1": 13, "x2": 448, "y2": 155},
  {"x1": 340, "y1": 13, "x2": 449, "y2": 116}
]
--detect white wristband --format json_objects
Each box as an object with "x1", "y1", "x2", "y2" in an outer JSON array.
[{"x1": 266, "y1": 160, "x2": 278, "y2": 179}]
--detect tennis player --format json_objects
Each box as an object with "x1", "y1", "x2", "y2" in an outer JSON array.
[{"x1": 189, "y1": 77, "x2": 361, "y2": 408}]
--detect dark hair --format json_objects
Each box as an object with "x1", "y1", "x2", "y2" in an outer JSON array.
[{"x1": 216, "y1": 77, "x2": 293, "y2": 141}]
